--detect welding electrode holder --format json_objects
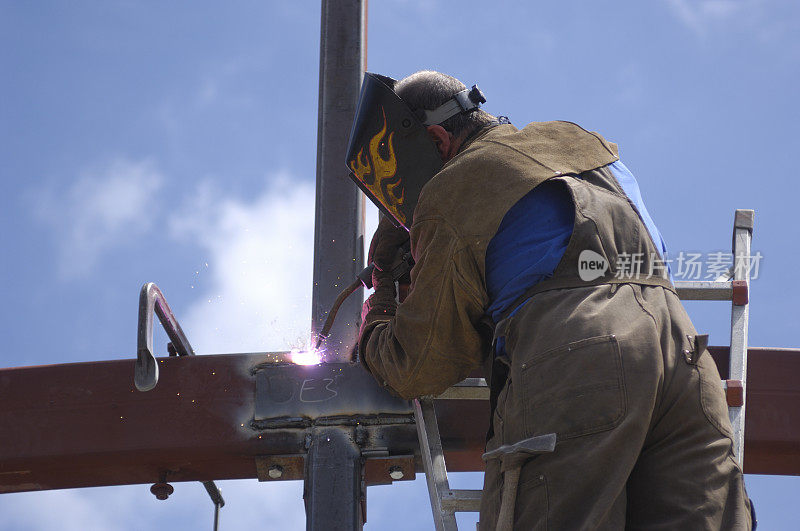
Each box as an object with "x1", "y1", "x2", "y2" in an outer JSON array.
[
  {"x1": 314, "y1": 240, "x2": 414, "y2": 349},
  {"x1": 357, "y1": 239, "x2": 413, "y2": 290}
]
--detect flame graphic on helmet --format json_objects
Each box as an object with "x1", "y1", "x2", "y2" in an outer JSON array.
[{"x1": 349, "y1": 108, "x2": 406, "y2": 225}]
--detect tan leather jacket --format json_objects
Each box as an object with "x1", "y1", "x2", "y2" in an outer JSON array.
[{"x1": 359, "y1": 121, "x2": 672, "y2": 399}]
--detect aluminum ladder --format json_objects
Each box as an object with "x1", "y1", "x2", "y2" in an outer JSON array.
[{"x1": 416, "y1": 209, "x2": 754, "y2": 530}]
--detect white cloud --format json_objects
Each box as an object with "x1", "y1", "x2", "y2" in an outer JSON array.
[
  {"x1": 11, "y1": 171, "x2": 445, "y2": 530},
  {"x1": 665, "y1": 0, "x2": 764, "y2": 36},
  {"x1": 0, "y1": 473, "x2": 483, "y2": 530},
  {"x1": 0, "y1": 479, "x2": 307, "y2": 531},
  {"x1": 364, "y1": 200, "x2": 380, "y2": 263},
  {"x1": 0, "y1": 487, "x2": 119, "y2": 531},
  {"x1": 194, "y1": 59, "x2": 259, "y2": 109},
  {"x1": 615, "y1": 63, "x2": 646, "y2": 107},
  {"x1": 169, "y1": 174, "x2": 317, "y2": 355},
  {"x1": 196, "y1": 77, "x2": 220, "y2": 107},
  {"x1": 385, "y1": 0, "x2": 439, "y2": 14},
  {"x1": 168, "y1": 174, "x2": 385, "y2": 356},
  {"x1": 4, "y1": 173, "x2": 364, "y2": 530},
  {"x1": 33, "y1": 158, "x2": 163, "y2": 278}
]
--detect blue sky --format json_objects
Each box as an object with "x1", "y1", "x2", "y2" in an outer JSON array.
[{"x1": 1, "y1": 1, "x2": 799, "y2": 529}]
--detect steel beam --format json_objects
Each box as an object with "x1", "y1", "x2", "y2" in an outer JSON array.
[
  {"x1": 708, "y1": 346, "x2": 800, "y2": 475},
  {"x1": 0, "y1": 355, "x2": 415, "y2": 495},
  {"x1": 253, "y1": 361, "x2": 413, "y2": 425},
  {"x1": 1, "y1": 346, "x2": 799, "y2": 498},
  {"x1": 311, "y1": 0, "x2": 367, "y2": 362}
]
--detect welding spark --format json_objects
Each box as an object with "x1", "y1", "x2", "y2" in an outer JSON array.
[{"x1": 290, "y1": 346, "x2": 322, "y2": 366}]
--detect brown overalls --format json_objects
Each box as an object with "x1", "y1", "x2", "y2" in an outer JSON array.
[{"x1": 359, "y1": 121, "x2": 752, "y2": 529}]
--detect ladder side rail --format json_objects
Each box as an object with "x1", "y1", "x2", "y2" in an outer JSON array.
[
  {"x1": 729, "y1": 209, "x2": 754, "y2": 467},
  {"x1": 414, "y1": 398, "x2": 459, "y2": 531}
]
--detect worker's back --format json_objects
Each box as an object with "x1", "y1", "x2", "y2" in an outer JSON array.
[{"x1": 401, "y1": 121, "x2": 752, "y2": 529}]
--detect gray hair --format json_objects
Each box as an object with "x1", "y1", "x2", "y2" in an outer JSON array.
[{"x1": 394, "y1": 70, "x2": 495, "y2": 139}]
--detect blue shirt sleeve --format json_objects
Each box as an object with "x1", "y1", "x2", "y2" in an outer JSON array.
[
  {"x1": 485, "y1": 179, "x2": 573, "y2": 323},
  {"x1": 485, "y1": 161, "x2": 671, "y2": 325},
  {"x1": 607, "y1": 161, "x2": 670, "y2": 266}
]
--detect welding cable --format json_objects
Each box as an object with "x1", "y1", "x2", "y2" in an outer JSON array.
[{"x1": 315, "y1": 278, "x2": 362, "y2": 349}]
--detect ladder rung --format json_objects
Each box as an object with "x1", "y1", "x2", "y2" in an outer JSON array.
[
  {"x1": 675, "y1": 281, "x2": 733, "y2": 301},
  {"x1": 440, "y1": 489, "x2": 482, "y2": 512},
  {"x1": 438, "y1": 378, "x2": 489, "y2": 400}
]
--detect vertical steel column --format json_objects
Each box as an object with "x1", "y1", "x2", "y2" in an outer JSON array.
[
  {"x1": 729, "y1": 209, "x2": 754, "y2": 467},
  {"x1": 304, "y1": 427, "x2": 364, "y2": 530},
  {"x1": 305, "y1": 2, "x2": 367, "y2": 528},
  {"x1": 311, "y1": 0, "x2": 367, "y2": 362}
]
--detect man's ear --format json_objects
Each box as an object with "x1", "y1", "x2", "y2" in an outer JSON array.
[{"x1": 426, "y1": 125, "x2": 452, "y2": 161}]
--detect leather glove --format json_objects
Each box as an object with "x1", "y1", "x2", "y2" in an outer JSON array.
[
  {"x1": 368, "y1": 215, "x2": 409, "y2": 283},
  {"x1": 360, "y1": 216, "x2": 409, "y2": 335}
]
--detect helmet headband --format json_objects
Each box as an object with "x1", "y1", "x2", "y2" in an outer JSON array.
[{"x1": 421, "y1": 85, "x2": 486, "y2": 126}]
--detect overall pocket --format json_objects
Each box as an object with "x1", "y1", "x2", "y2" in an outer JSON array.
[
  {"x1": 696, "y1": 348, "x2": 734, "y2": 441},
  {"x1": 513, "y1": 463, "x2": 548, "y2": 531},
  {"x1": 520, "y1": 335, "x2": 626, "y2": 440}
]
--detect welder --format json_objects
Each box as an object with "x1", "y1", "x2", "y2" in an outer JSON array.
[{"x1": 347, "y1": 71, "x2": 753, "y2": 529}]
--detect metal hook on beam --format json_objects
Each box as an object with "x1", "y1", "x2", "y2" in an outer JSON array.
[
  {"x1": 203, "y1": 481, "x2": 225, "y2": 531},
  {"x1": 135, "y1": 282, "x2": 195, "y2": 392}
]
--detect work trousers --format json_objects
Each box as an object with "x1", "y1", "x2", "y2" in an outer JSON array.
[{"x1": 478, "y1": 284, "x2": 752, "y2": 530}]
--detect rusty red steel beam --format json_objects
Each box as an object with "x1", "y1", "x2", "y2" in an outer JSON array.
[
  {"x1": 0, "y1": 354, "x2": 266, "y2": 493},
  {"x1": 1, "y1": 346, "x2": 799, "y2": 495},
  {"x1": 0, "y1": 353, "x2": 420, "y2": 495},
  {"x1": 709, "y1": 347, "x2": 800, "y2": 475}
]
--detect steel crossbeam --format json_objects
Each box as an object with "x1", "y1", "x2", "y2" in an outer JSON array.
[{"x1": 2, "y1": 345, "x2": 799, "y2": 497}]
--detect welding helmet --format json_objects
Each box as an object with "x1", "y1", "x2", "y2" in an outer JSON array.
[{"x1": 346, "y1": 72, "x2": 486, "y2": 230}]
